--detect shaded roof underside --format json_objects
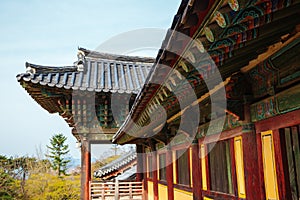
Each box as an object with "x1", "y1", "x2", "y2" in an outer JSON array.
[{"x1": 113, "y1": 0, "x2": 300, "y2": 144}]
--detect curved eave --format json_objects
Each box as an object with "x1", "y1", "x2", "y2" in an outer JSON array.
[
  {"x1": 18, "y1": 73, "x2": 141, "y2": 95},
  {"x1": 113, "y1": 0, "x2": 300, "y2": 144},
  {"x1": 17, "y1": 79, "x2": 65, "y2": 114},
  {"x1": 113, "y1": 0, "x2": 221, "y2": 144}
]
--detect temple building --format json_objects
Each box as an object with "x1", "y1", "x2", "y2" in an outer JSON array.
[
  {"x1": 17, "y1": 48, "x2": 154, "y2": 199},
  {"x1": 113, "y1": 0, "x2": 300, "y2": 200},
  {"x1": 17, "y1": 0, "x2": 300, "y2": 199}
]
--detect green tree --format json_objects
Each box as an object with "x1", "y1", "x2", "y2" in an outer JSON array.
[
  {"x1": 47, "y1": 134, "x2": 70, "y2": 177},
  {"x1": 0, "y1": 155, "x2": 36, "y2": 199},
  {"x1": 25, "y1": 173, "x2": 80, "y2": 200},
  {"x1": 0, "y1": 155, "x2": 20, "y2": 199}
]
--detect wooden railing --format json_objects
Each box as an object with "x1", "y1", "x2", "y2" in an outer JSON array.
[{"x1": 90, "y1": 180, "x2": 143, "y2": 200}]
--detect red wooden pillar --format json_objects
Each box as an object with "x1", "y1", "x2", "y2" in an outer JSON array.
[
  {"x1": 242, "y1": 102, "x2": 261, "y2": 199},
  {"x1": 143, "y1": 149, "x2": 148, "y2": 200},
  {"x1": 152, "y1": 151, "x2": 159, "y2": 200},
  {"x1": 136, "y1": 145, "x2": 144, "y2": 181},
  {"x1": 256, "y1": 129, "x2": 266, "y2": 200},
  {"x1": 81, "y1": 139, "x2": 91, "y2": 200},
  {"x1": 191, "y1": 139, "x2": 201, "y2": 200},
  {"x1": 152, "y1": 151, "x2": 158, "y2": 200},
  {"x1": 273, "y1": 129, "x2": 289, "y2": 199},
  {"x1": 166, "y1": 146, "x2": 174, "y2": 200}
]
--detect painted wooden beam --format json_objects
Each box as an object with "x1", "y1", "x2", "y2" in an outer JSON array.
[{"x1": 255, "y1": 109, "x2": 300, "y2": 133}]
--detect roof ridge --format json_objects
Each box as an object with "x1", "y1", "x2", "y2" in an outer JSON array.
[
  {"x1": 25, "y1": 62, "x2": 77, "y2": 74},
  {"x1": 79, "y1": 47, "x2": 156, "y2": 63}
]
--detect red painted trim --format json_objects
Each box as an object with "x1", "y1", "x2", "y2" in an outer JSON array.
[
  {"x1": 229, "y1": 139, "x2": 238, "y2": 197},
  {"x1": 279, "y1": 129, "x2": 293, "y2": 199},
  {"x1": 255, "y1": 109, "x2": 300, "y2": 133},
  {"x1": 158, "y1": 180, "x2": 167, "y2": 185},
  {"x1": 199, "y1": 126, "x2": 243, "y2": 144},
  {"x1": 273, "y1": 129, "x2": 288, "y2": 199},
  {"x1": 202, "y1": 190, "x2": 236, "y2": 199},
  {"x1": 173, "y1": 184, "x2": 193, "y2": 193},
  {"x1": 175, "y1": 151, "x2": 179, "y2": 188},
  {"x1": 256, "y1": 132, "x2": 266, "y2": 200}
]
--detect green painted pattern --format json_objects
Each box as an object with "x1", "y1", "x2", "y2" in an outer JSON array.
[{"x1": 251, "y1": 84, "x2": 300, "y2": 122}]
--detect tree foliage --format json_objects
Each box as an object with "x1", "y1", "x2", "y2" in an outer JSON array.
[
  {"x1": 46, "y1": 134, "x2": 70, "y2": 176},
  {"x1": 0, "y1": 154, "x2": 80, "y2": 200},
  {"x1": 0, "y1": 155, "x2": 39, "y2": 199},
  {"x1": 0, "y1": 168, "x2": 20, "y2": 199},
  {"x1": 25, "y1": 173, "x2": 80, "y2": 200}
]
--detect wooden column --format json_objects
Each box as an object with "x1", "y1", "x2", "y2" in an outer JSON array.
[
  {"x1": 191, "y1": 139, "x2": 201, "y2": 200},
  {"x1": 136, "y1": 145, "x2": 144, "y2": 181},
  {"x1": 143, "y1": 148, "x2": 148, "y2": 200},
  {"x1": 152, "y1": 151, "x2": 159, "y2": 200},
  {"x1": 273, "y1": 129, "x2": 288, "y2": 199},
  {"x1": 166, "y1": 146, "x2": 174, "y2": 200},
  {"x1": 242, "y1": 102, "x2": 261, "y2": 199},
  {"x1": 81, "y1": 139, "x2": 91, "y2": 200}
]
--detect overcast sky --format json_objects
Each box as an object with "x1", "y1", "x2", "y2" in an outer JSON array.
[{"x1": 0, "y1": 0, "x2": 181, "y2": 159}]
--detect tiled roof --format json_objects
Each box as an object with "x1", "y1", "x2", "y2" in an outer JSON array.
[
  {"x1": 113, "y1": 0, "x2": 300, "y2": 144},
  {"x1": 116, "y1": 165, "x2": 136, "y2": 181},
  {"x1": 94, "y1": 151, "x2": 136, "y2": 178},
  {"x1": 17, "y1": 48, "x2": 154, "y2": 94}
]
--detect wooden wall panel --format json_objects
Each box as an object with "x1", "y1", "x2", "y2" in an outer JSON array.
[
  {"x1": 174, "y1": 188, "x2": 193, "y2": 200},
  {"x1": 158, "y1": 184, "x2": 168, "y2": 200}
]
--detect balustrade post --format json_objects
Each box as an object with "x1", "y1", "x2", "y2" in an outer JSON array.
[
  {"x1": 101, "y1": 183, "x2": 105, "y2": 199},
  {"x1": 129, "y1": 182, "x2": 133, "y2": 200},
  {"x1": 114, "y1": 179, "x2": 119, "y2": 200}
]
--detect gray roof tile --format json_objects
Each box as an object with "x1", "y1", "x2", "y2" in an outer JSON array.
[
  {"x1": 17, "y1": 51, "x2": 154, "y2": 94},
  {"x1": 94, "y1": 151, "x2": 136, "y2": 178}
]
